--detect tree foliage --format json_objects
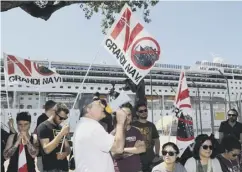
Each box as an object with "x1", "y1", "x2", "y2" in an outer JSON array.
[
  {"x1": 1, "y1": 1, "x2": 159, "y2": 34},
  {"x1": 79, "y1": 1, "x2": 159, "y2": 34}
]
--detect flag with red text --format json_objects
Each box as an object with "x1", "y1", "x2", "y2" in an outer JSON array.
[
  {"x1": 104, "y1": 4, "x2": 161, "y2": 85},
  {"x1": 3, "y1": 53, "x2": 62, "y2": 87}
]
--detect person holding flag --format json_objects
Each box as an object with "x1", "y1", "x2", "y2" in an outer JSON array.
[
  {"x1": 37, "y1": 102, "x2": 70, "y2": 172},
  {"x1": 3, "y1": 112, "x2": 39, "y2": 172}
]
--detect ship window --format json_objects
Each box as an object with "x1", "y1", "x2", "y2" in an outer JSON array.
[
  {"x1": 75, "y1": 86, "x2": 79, "y2": 89},
  {"x1": 222, "y1": 92, "x2": 224, "y2": 94},
  {"x1": 20, "y1": 97, "x2": 24, "y2": 100},
  {"x1": 83, "y1": 87, "x2": 86, "y2": 89},
  {"x1": 105, "y1": 87, "x2": 108, "y2": 90},
  {"x1": 217, "y1": 92, "x2": 220, "y2": 94},
  {"x1": 1, "y1": 84, "x2": 5, "y2": 87},
  {"x1": 165, "y1": 90, "x2": 167, "y2": 92},
  {"x1": 28, "y1": 98, "x2": 32, "y2": 100},
  {"x1": 27, "y1": 105, "x2": 32, "y2": 109},
  {"x1": 68, "y1": 86, "x2": 71, "y2": 89},
  {"x1": 52, "y1": 86, "x2": 56, "y2": 88},
  {"x1": 36, "y1": 98, "x2": 39, "y2": 100},
  {"x1": 98, "y1": 87, "x2": 101, "y2": 90},
  {"x1": 236, "y1": 87, "x2": 238, "y2": 89},
  {"x1": 119, "y1": 88, "x2": 122, "y2": 91},
  {"x1": 203, "y1": 91, "x2": 205, "y2": 94},
  {"x1": 232, "y1": 92, "x2": 234, "y2": 94},
  {"x1": 20, "y1": 104, "x2": 24, "y2": 109},
  {"x1": 10, "y1": 85, "x2": 13, "y2": 87},
  {"x1": 18, "y1": 85, "x2": 22, "y2": 87},
  {"x1": 28, "y1": 93, "x2": 33, "y2": 95},
  {"x1": 146, "y1": 89, "x2": 149, "y2": 92},
  {"x1": 90, "y1": 87, "x2": 94, "y2": 90},
  {"x1": 60, "y1": 86, "x2": 63, "y2": 88}
]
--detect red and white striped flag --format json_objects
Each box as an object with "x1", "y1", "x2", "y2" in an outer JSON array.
[
  {"x1": 174, "y1": 70, "x2": 194, "y2": 154},
  {"x1": 18, "y1": 144, "x2": 28, "y2": 172}
]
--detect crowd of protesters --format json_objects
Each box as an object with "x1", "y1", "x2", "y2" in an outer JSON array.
[{"x1": 1, "y1": 95, "x2": 242, "y2": 172}]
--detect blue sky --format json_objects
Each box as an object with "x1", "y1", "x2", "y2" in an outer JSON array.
[{"x1": 1, "y1": 1, "x2": 242, "y2": 66}]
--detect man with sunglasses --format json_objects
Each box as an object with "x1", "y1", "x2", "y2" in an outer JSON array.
[
  {"x1": 37, "y1": 102, "x2": 71, "y2": 172},
  {"x1": 132, "y1": 104, "x2": 160, "y2": 172},
  {"x1": 219, "y1": 109, "x2": 242, "y2": 144},
  {"x1": 217, "y1": 135, "x2": 242, "y2": 172},
  {"x1": 35, "y1": 100, "x2": 56, "y2": 172}
]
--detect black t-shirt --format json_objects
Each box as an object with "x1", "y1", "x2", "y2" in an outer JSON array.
[
  {"x1": 37, "y1": 113, "x2": 48, "y2": 127},
  {"x1": 132, "y1": 121, "x2": 159, "y2": 165},
  {"x1": 219, "y1": 121, "x2": 242, "y2": 140},
  {"x1": 36, "y1": 113, "x2": 48, "y2": 157},
  {"x1": 37, "y1": 121, "x2": 68, "y2": 171}
]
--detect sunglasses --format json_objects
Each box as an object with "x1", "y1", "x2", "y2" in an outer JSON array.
[
  {"x1": 202, "y1": 145, "x2": 213, "y2": 150},
  {"x1": 55, "y1": 112, "x2": 68, "y2": 120},
  {"x1": 228, "y1": 114, "x2": 237, "y2": 117},
  {"x1": 162, "y1": 151, "x2": 176, "y2": 156},
  {"x1": 232, "y1": 154, "x2": 239, "y2": 157},
  {"x1": 138, "y1": 109, "x2": 147, "y2": 113}
]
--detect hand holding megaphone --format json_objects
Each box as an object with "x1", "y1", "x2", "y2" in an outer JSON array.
[{"x1": 115, "y1": 109, "x2": 128, "y2": 125}]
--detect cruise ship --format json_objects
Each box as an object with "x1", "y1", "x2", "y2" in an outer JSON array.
[{"x1": 1, "y1": 58, "x2": 242, "y2": 137}]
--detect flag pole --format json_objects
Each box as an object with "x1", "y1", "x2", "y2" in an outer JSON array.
[
  {"x1": 60, "y1": 40, "x2": 105, "y2": 154},
  {"x1": 71, "y1": 39, "x2": 105, "y2": 110}
]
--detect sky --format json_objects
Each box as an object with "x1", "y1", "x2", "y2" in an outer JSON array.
[{"x1": 1, "y1": 1, "x2": 242, "y2": 67}]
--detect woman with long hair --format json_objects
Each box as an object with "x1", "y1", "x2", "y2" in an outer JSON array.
[
  {"x1": 152, "y1": 142, "x2": 187, "y2": 172},
  {"x1": 185, "y1": 134, "x2": 222, "y2": 172},
  {"x1": 217, "y1": 135, "x2": 241, "y2": 172}
]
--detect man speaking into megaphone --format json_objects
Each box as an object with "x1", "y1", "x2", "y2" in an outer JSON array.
[{"x1": 73, "y1": 92, "x2": 131, "y2": 172}]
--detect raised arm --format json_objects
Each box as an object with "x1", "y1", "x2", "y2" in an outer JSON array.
[
  {"x1": 3, "y1": 134, "x2": 21, "y2": 160},
  {"x1": 38, "y1": 124, "x2": 69, "y2": 154},
  {"x1": 25, "y1": 134, "x2": 39, "y2": 158},
  {"x1": 110, "y1": 109, "x2": 127, "y2": 154}
]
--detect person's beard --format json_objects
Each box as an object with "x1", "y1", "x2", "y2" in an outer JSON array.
[
  {"x1": 139, "y1": 115, "x2": 148, "y2": 120},
  {"x1": 229, "y1": 118, "x2": 237, "y2": 123}
]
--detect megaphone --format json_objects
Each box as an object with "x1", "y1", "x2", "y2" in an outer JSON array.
[{"x1": 105, "y1": 90, "x2": 131, "y2": 114}]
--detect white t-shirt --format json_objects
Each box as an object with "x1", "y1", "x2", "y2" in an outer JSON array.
[{"x1": 73, "y1": 117, "x2": 115, "y2": 172}]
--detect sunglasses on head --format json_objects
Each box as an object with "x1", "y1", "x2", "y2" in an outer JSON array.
[
  {"x1": 228, "y1": 114, "x2": 237, "y2": 117},
  {"x1": 202, "y1": 145, "x2": 213, "y2": 150},
  {"x1": 162, "y1": 151, "x2": 176, "y2": 156},
  {"x1": 55, "y1": 112, "x2": 68, "y2": 120},
  {"x1": 138, "y1": 109, "x2": 147, "y2": 113}
]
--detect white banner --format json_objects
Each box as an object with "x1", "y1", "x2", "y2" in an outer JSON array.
[
  {"x1": 104, "y1": 4, "x2": 161, "y2": 85},
  {"x1": 3, "y1": 53, "x2": 62, "y2": 87}
]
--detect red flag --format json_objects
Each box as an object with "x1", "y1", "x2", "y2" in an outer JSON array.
[
  {"x1": 18, "y1": 144, "x2": 28, "y2": 172},
  {"x1": 174, "y1": 70, "x2": 194, "y2": 152}
]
